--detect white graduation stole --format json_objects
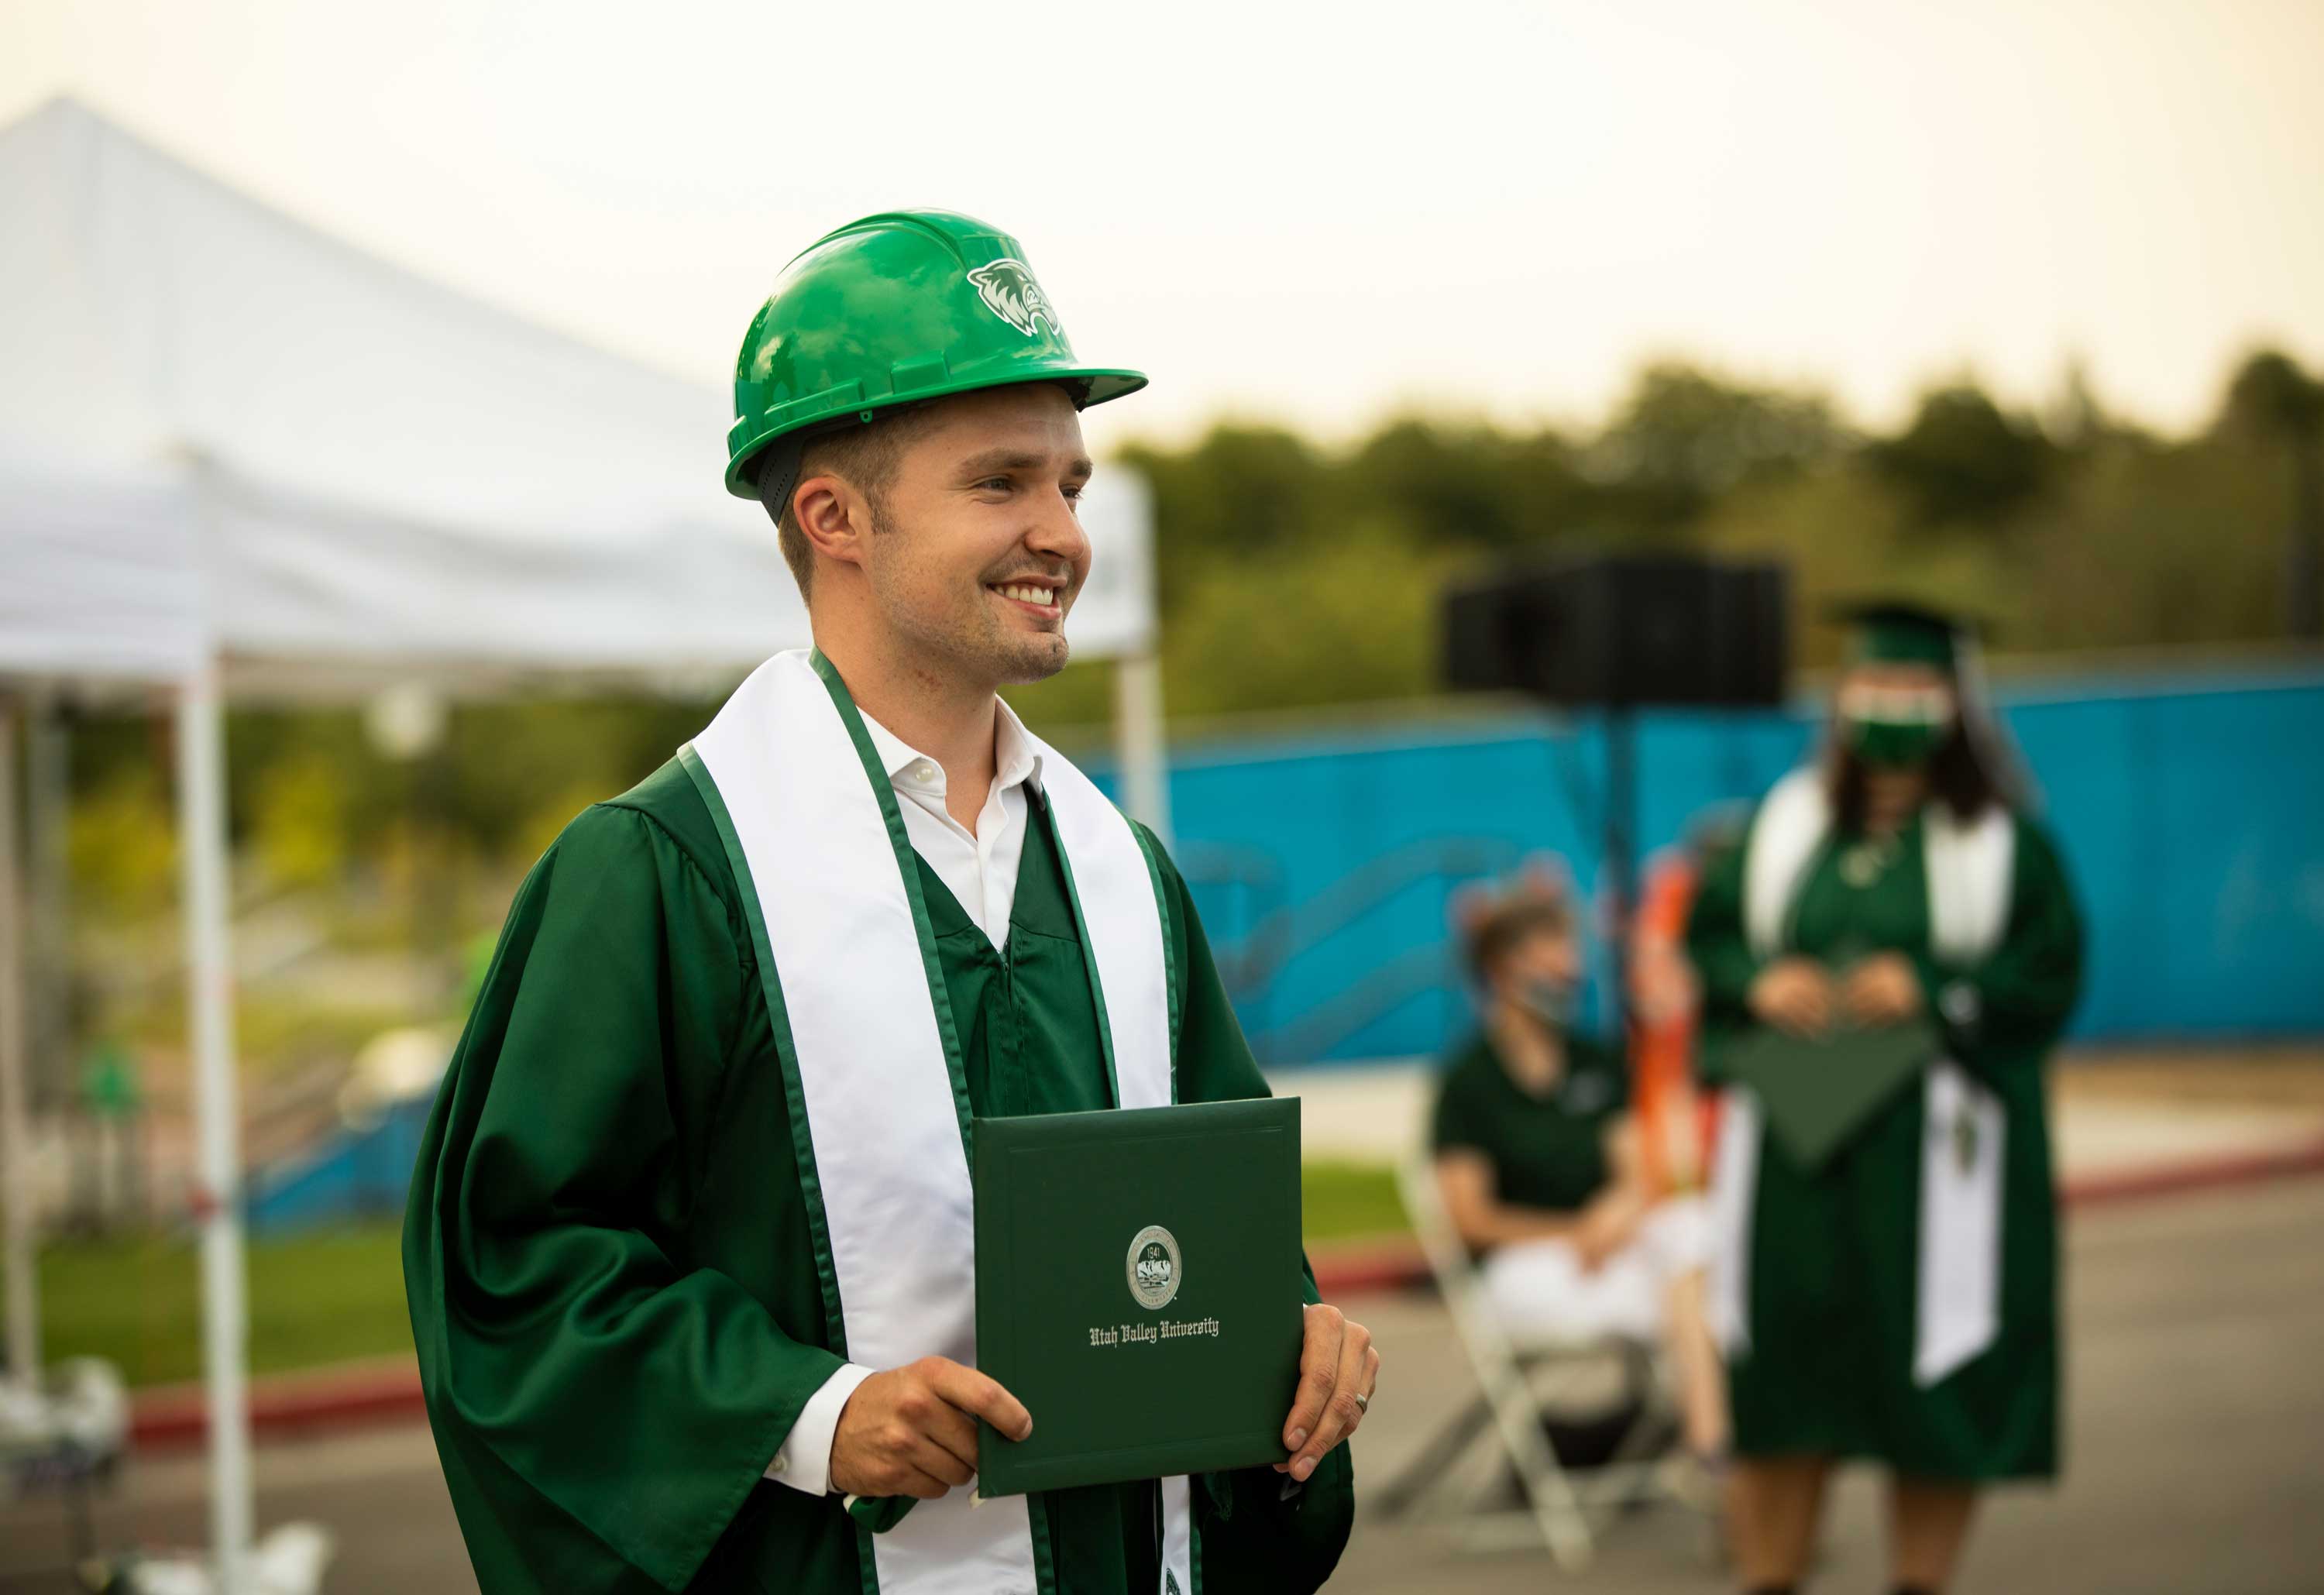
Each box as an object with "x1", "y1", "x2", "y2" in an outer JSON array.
[
  {"x1": 681, "y1": 649, "x2": 1194, "y2": 1595},
  {"x1": 1717, "y1": 766, "x2": 2015, "y2": 1386}
]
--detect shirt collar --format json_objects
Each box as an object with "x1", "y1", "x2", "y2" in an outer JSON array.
[
  {"x1": 992, "y1": 696, "x2": 1047, "y2": 795},
  {"x1": 856, "y1": 699, "x2": 1046, "y2": 797}
]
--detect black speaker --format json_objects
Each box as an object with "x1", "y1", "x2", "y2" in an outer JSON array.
[{"x1": 1442, "y1": 554, "x2": 1789, "y2": 707}]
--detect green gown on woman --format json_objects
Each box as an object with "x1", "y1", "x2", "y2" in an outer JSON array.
[{"x1": 1686, "y1": 803, "x2": 2083, "y2": 1479}]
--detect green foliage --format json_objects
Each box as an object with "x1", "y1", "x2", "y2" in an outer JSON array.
[
  {"x1": 1119, "y1": 425, "x2": 1329, "y2": 609},
  {"x1": 1872, "y1": 384, "x2": 2058, "y2": 527},
  {"x1": 9, "y1": 1176, "x2": 1407, "y2": 1390},
  {"x1": 1348, "y1": 418, "x2": 1592, "y2": 552},
  {"x1": 1590, "y1": 362, "x2": 1849, "y2": 531},
  {"x1": 1160, "y1": 525, "x2": 1464, "y2": 717},
  {"x1": 52, "y1": 348, "x2": 2324, "y2": 955},
  {"x1": 8, "y1": 1224, "x2": 413, "y2": 1387},
  {"x1": 1108, "y1": 349, "x2": 2321, "y2": 706},
  {"x1": 1300, "y1": 1160, "x2": 1410, "y2": 1244},
  {"x1": 66, "y1": 768, "x2": 177, "y2": 920},
  {"x1": 1001, "y1": 655, "x2": 1116, "y2": 730},
  {"x1": 2015, "y1": 431, "x2": 2288, "y2": 651},
  {"x1": 251, "y1": 751, "x2": 351, "y2": 890},
  {"x1": 2222, "y1": 349, "x2": 2324, "y2": 439}
]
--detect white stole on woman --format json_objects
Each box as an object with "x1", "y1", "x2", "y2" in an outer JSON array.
[
  {"x1": 1717, "y1": 766, "x2": 2015, "y2": 1386},
  {"x1": 686, "y1": 649, "x2": 1191, "y2": 1595}
]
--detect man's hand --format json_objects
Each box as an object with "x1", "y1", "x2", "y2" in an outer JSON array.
[
  {"x1": 1841, "y1": 954, "x2": 1922, "y2": 1026},
  {"x1": 1748, "y1": 957, "x2": 1836, "y2": 1037},
  {"x1": 1274, "y1": 1303, "x2": 1378, "y2": 1483},
  {"x1": 828, "y1": 1356, "x2": 1032, "y2": 1500}
]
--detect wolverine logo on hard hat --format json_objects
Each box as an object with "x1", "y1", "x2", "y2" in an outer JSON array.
[{"x1": 967, "y1": 259, "x2": 1059, "y2": 339}]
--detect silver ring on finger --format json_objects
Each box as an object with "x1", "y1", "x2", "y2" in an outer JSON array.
[{"x1": 1353, "y1": 1390, "x2": 1370, "y2": 1415}]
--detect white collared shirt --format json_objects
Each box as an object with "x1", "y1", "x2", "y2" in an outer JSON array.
[
  {"x1": 856, "y1": 697, "x2": 1046, "y2": 950},
  {"x1": 762, "y1": 694, "x2": 1044, "y2": 1494}
]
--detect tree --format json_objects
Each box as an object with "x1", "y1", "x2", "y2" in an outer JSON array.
[
  {"x1": 1118, "y1": 426, "x2": 1328, "y2": 608},
  {"x1": 1343, "y1": 418, "x2": 1591, "y2": 552},
  {"x1": 1589, "y1": 363, "x2": 1848, "y2": 533},
  {"x1": 2219, "y1": 349, "x2": 2324, "y2": 638},
  {"x1": 1872, "y1": 383, "x2": 2056, "y2": 528}
]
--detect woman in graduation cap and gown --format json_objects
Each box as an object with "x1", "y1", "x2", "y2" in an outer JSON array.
[{"x1": 1684, "y1": 604, "x2": 2084, "y2": 1595}]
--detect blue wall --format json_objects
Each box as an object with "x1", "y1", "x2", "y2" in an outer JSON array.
[
  {"x1": 247, "y1": 1097, "x2": 431, "y2": 1232},
  {"x1": 1130, "y1": 668, "x2": 2324, "y2": 1063}
]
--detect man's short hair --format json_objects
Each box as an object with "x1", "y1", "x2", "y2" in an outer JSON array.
[{"x1": 757, "y1": 404, "x2": 938, "y2": 600}]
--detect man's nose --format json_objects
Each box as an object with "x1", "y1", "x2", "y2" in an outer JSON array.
[{"x1": 1023, "y1": 487, "x2": 1090, "y2": 565}]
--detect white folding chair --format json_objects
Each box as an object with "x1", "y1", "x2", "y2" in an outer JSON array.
[{"x1": 1374, "y1": 1151, "x2": 1693, "y2": 1569}]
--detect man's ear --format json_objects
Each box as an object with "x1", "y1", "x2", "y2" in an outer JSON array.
[{"x1": 792, "y1": 473, "x2": 869, "y2": 570}]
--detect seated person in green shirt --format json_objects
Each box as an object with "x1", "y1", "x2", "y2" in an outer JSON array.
[{"x1": 1432, "y1": 869, "x2": 1728, "y2": 1463}]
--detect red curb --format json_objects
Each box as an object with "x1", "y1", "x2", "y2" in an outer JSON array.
[
  {"x1": 129, "y1": 1136, "x2": 2324, "y2": 1447},
  {"x1": 2059, "y1": 1133, "x2": 2324, "y2": 1208},
  {"x1": 131, "y1": 1360, "x2": 425, "y2": 1452},
  {"x1": 1308, "y1": 1243, "x2": 1433, "y2": 1298},
  {"x1": 1307, "y1": 1133, "x2": 2324, "y2": 1301}
]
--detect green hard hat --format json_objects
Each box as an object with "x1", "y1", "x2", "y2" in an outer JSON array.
[{"x1": 724, "y1": 209, "x2": 1147, "y2": 500}]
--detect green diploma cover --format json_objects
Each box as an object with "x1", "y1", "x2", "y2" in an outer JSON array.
[
  {"x1": 1720, "y1": 1018, "x2": 1942, "y2": 1170},
  {"x1": 971, "y1": 1097, "x2": 1305, "y2": 1497}
]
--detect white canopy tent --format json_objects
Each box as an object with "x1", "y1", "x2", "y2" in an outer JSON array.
[{"x1": 0, "y1": 96, "x2": 1164, "y2": 1589}]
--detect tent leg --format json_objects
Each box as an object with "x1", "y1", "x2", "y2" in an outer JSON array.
[
  {"x1": 1112, "y1": 648, "x2": 1173, "y2": 847},
  {"x1": 176, "y1": 667, "x2": 253, "y2": 1591},
  {"x1": 27, "y1": 696, "x2": 72, "y2": 1213},
  {"x1": 0, "y1": 695, "x2": 39, "y2": 1389}
]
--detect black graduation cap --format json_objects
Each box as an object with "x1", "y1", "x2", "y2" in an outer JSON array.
[{"x1": 1824, "y1": 599, "x2": 1986, "y2": 669}]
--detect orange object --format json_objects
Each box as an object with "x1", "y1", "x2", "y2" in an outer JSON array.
[{"x1": 1629, "y1": 847, "x2": 1714, "y2": 1195}]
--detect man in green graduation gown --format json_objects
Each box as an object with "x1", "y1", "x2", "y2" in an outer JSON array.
[
  {"x1": 404, "y1": 211, "x2": 1370, "y2": 1595},
  {"x1": 1684, "y1": 603, "x2": 2084, "y2": 1595}
]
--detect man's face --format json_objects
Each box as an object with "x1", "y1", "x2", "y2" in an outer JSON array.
[{"x1": 857, "y1": 383, "x2": 1093, "y2": 691}]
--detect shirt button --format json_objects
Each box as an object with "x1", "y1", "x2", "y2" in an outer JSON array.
[
  {"x1": 770, "y1": 1455, "x2": 787, "y2": 1474},
  {"x1": 909, "y1": 761, "x2": 937, "y2": 784}
]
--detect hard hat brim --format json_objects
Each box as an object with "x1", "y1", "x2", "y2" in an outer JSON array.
[{"x1": 724, "y1": 366, "x2": 1148, "y2": 500}]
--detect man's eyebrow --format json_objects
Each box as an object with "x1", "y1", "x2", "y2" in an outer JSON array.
[{"x1": 956, "y1": 448, "x2": 1095, "y2": 480}]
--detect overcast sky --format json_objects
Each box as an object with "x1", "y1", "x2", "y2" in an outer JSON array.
[{"x1": 8, "y1": 0, "x2": 2322, "y2": 459}]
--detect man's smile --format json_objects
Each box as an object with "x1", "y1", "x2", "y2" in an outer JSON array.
[{"x1": 989, "y1": 578, "x2": 1064, "y2": 620}]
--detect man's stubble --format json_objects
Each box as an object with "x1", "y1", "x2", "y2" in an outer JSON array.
[{"x1": 865, "y1": 504, "x2": 1075, "y2": 693}]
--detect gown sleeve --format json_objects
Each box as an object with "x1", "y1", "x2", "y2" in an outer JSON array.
[
  {"x1": 1683, "y1": 827, "x2": 1762, "y2": 1082},
  {"x1": 402, "y1": 804, "x2": 844, "y2": 1593},
  {"x1": 1134, "y1": 823, "x2": 1356, "y2": 1595},
  {"x1": 1919, "y1": 814, "x2": 2086, "y2": 1069}
]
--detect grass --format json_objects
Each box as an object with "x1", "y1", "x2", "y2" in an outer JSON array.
[
  {"x1": 1300, "y1": 1159, "x2": 1411, "y2": 1244},
  {"x1": 7, "y1": 1224, "x2": 415, "y2": 1388},
  {"x1": 9, "y1": 1163, "x2": 1412, "y2": 1389}
]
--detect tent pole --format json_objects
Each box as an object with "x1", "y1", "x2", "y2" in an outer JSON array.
[
  {"x1": 0, "y1": 694, "x2": 39, "y2": 1390},
  {"x1": 1112, "y1": 648, "x2": 1173, "y2": 849},
  {"x1": 176, "y1": 665, "x2": 253, "y2": 1590},
  {"x1": 27, "y1": 695, "x2": 71, "y2": 1196}
]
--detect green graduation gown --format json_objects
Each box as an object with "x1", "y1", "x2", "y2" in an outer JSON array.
[
  {"x1": 1686, "y1": 796, "x2": 2084, "y2": 1480},
  {"x1": 402, "y1": 756, "x2": 1353, "y2": 1593}
]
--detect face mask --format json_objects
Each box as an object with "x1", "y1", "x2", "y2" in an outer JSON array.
[
  {"x1": 1847, "y1": 717, "x2": 1946, "y2": 766},
  {"x1": 1512, "y1": 975, "x2": 1580, "y2": 1028},
  {"x1": 1838, "y1": 681, "x2": 1957, "y2": 768}
]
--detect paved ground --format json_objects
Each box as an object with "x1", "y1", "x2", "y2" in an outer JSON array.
[
  {"x1": 1278, "y1": 1046, "x2": 2324, "y2": 1172},
  {"x1": 1329, "y1": 1177, "x2": 2324, "y2": 1594},
  {"x1": 6, "y1": 1176, "x2": 2322, "y2": 1593}
]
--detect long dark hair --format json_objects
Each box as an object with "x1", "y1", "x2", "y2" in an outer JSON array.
[{"x1": 1826, "y1": 662, "x2": 2016, "y2": 832}]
